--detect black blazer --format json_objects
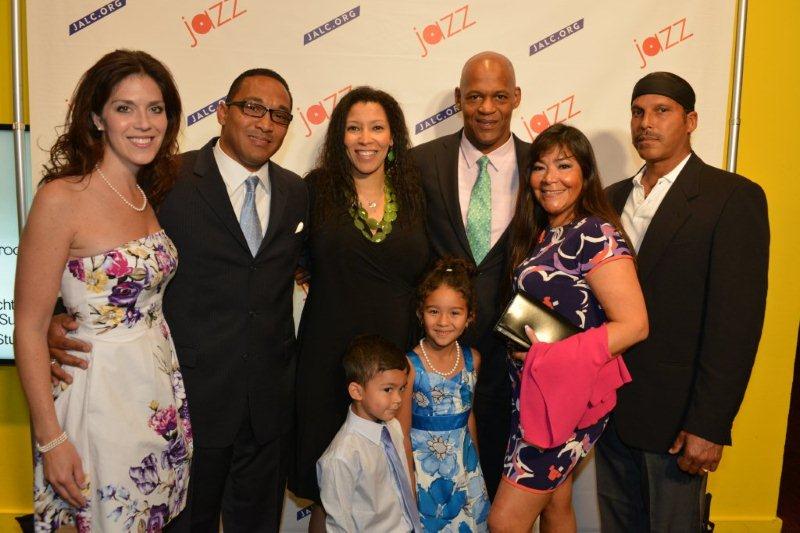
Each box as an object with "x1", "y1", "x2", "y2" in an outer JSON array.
[
  {"x1": 159, "y1": 138, "x2": 308, "y2": 448},
  {"x1": 606, "y1": 152, "x2": 769, "y2": 452},
  {"x1": 410, "y1": 131, "x2": 531, "y2": 398}
]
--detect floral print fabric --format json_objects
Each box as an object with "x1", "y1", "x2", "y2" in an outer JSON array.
[
  {"x1": 35, "y1": 230, "x2": 192, "y2": 532},
  {"x1": 503, "y1": 216, "x2": 631, "y2": 492},
  {"x1": 408, "y1": 346, "x2": 489, "y2": 532}
]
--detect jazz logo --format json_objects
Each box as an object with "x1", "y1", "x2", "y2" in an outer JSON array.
[
  {"x1": 297, "y1": 86, "x2": 353, "y2": 138},
  {"x1": 634, "y1": 17, "x2": 693, "y2": 69},
  {"x1": 413, "y1": 4, "x2": 476, "y2": 58},
  {"x1": 519, "y1": 95, "x2": 581, "y2": 140},
  {"x1": 182, "y1": 0, "x2": 247, "y2": 48}
]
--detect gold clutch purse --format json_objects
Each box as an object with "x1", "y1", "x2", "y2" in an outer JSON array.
[{"x1": 494, "y1": 291, "x2": 581, "y2": 350}]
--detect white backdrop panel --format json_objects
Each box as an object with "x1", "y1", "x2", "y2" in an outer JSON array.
[{"x1": 26, "y1": 1, "x2": 736, "y2": 531}]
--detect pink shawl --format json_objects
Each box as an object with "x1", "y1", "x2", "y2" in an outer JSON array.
[{"x1": 519, "y1": 324, "x2": 632, "y2": 448}]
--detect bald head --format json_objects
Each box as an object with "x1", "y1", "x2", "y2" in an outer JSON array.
[
  {"x1": 455, "y1": 51, "x2": 521, "y2": 154},
  {"x1": 460, "y1": 51, "x2": 516, "y2": 89}
]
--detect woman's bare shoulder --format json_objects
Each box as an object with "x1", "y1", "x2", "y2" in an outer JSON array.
[{"x1": 34, "y1": 176, "x2": 92, "y2": 206}]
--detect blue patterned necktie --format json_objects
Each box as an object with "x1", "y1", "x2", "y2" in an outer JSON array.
[
  {"x1": 380, "y1": 426, "x2": 422, "y2": 532},
  {"x1": 466, "y1": 155, "x2": 492, "y2": 264},
  {"x1": 240, "y1": 175, "x2": 262, "y2": 256}
]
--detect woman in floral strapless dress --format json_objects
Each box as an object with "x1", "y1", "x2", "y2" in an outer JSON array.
[{"x1": 14, "y1": 50, "x2": 191, "y2": 532}]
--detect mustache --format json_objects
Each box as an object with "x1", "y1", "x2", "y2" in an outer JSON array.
[
  {"x1": 248, "y1": 132, "x2": 273, "y2": 141},
  {"x1": 635, "y1": 132, "x2": 660, "y2": 143}
]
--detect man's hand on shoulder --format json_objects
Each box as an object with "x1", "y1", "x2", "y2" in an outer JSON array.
[{"x1": 669, "y1": 430, "x2": 723, "y2": 475}]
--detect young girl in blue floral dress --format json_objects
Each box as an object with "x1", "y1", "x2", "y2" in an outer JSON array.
[{"x1": 398, "y1": 258, "x2": 490, "y2": 532}]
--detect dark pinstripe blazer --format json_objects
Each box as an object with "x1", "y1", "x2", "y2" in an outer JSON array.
[{"x1": 159, "y1": 138, "x2": 308, "y2": 447}]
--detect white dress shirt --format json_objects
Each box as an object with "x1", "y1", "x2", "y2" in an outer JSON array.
[
  {"x1": 621, "y1": 154, "x2": 691, "y2": 252},
  {"x1": 317, "y1": 406, "x2": 414, "y2": 533},
  {"x1": 213, "y1": 141, "x2": 271, "y2": 235},
  {"x1": 458, "y1": 133, "x2": 519, "y2": 248}
]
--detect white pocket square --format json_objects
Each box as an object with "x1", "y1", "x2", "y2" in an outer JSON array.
[{"x1": 295, "y1": 221, "x2": 304, "y2": 234}]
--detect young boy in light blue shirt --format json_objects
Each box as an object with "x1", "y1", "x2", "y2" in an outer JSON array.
[{"x1": 316, "y1": 334, "x2": 422, "y2": 533}]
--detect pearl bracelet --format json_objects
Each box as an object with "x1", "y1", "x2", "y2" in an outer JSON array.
[{"x1": 36, "y1": 431, "x2": 68, "y2": 454}]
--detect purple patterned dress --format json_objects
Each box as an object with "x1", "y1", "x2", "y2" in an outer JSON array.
[
  {"x1": 503, "y1": 216, "x2": 631, "y2": 492},
  {"x1": 35, "y1": 230, "x2": 192, "y2": 532}
]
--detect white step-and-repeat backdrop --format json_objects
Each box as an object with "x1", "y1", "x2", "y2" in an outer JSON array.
[{"x1": 24, "y1": 1, "x2": 736, "y2": 530}]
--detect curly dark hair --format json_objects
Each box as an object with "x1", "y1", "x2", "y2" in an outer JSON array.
[
  {"x1": 309, "y1": 86, "x2": 423, "y2": 225},
  {"x1": 508, "y1": 123, "x2": 630, "y2": 278},
  {"x1": 417, "y1": 256, "x2": 477, "y2": 321},
  {"x1": 41, "y1": 49, "x2": 182, "y2": 207}
]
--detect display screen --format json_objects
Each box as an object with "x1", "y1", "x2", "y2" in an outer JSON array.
[{"x1": 0, "y1": 128, "x2": 32, "y2": 362}]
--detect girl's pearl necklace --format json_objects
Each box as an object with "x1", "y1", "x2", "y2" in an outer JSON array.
[
  {"x1": 95, "y1": 165, "x2": 148, "y2": 212},
  {"x1": 419, "y1": 338, "x2": 461, "y2": 377}
]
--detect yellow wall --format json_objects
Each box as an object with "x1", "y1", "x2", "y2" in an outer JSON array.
[
  {"x1": 0, "y1": 372, "x2": 32, "y2": 531},
  {"x1": 0, "y1": 0, "x2": 28, "y2": 124},
  {"x1": 1, "y1": 1, "x2": 798, "y2": 532},
  {"x1": 706, "y1": 2, "x2": 800, "y2": 532},
  {"x1": 1, "y1": 1, "x2": 32, "y2": 531}
]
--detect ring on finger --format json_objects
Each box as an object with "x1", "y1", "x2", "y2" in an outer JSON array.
[
  {"x1": 50, "y1": 359, "x2": 57, "y2": 365},
  {"x1": 700, "y1": 467, "x2": 709, "y2": 473}
]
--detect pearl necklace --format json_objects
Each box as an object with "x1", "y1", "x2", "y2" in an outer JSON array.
[
  {"x1": 419, "y1": 338, "x2": 461, "y2": 377},
  {"x1": 95, "y1": 165, "x2": 148, "y2": 212}
]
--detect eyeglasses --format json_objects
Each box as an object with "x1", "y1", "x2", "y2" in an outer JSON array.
[{"x1": 225, "y1": 100, "x2": 293, "y2": 126}]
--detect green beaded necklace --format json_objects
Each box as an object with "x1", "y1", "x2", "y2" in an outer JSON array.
[{"x1": 349, "y1": 177, "x2": 398, "y2": 243}]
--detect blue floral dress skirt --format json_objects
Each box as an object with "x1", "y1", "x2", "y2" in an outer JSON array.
[
  {"x1": 34, "y1": 231, "x2": 193, "y2": 532},
  {"x1": 408, "y1": 345, "x2": 490, "y2": 532},
  {"x1": 502, "y1": 217, "x2": 632, "y2": 493}
]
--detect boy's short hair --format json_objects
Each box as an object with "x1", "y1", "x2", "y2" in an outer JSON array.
[{"x1": 343, "y1": 334, "x2": 409, "y2": 387}]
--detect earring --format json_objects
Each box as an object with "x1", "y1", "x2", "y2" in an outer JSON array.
[{"x1": 386, "y1": 147, "x2": 395, "y2": 164}]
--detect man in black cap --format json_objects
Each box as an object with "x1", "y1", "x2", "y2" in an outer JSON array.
[{"x1": 597, "y1": 72, "x2": 770, "y2": 531}]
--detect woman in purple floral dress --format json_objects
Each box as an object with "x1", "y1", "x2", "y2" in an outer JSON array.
[
  {"x1": 14, "y1": 51, "x2": 191, "y2": 532},
  {"x1": 488, "y1": 124, "x2": 649, "y2": 533}
]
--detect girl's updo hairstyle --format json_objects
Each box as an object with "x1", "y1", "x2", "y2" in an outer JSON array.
[{"x1": 416, "y1": 257, "x2": 477, "y2": 319}]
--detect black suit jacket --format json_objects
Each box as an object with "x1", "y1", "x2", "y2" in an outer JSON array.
[
  {"x1": 410, "y1": 131, "x2": 531, "y2": 399},
  {"x1": 159, "y1": 138, "x2": 308, "y2": 448},
  {"x1": 606, "y1": 152, "x2": 769, "y2": 452}
]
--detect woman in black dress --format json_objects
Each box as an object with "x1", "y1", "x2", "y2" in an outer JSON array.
[{"x1": 291, "y1": 86, "x2": 429, "y2": 530}]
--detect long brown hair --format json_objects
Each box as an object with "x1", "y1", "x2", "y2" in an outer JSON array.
[
  {"x1": 508, "y1": 124, "x2": 629, "y2": 276},
  {"x1": 309, "y1": 86, "x2": 423, "y2": 225},
  {"x1": 41, "y1": 49, "x2": 182, "y2": 207}
]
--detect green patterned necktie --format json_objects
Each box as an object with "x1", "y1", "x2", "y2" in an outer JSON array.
[{"x1": 466, "y1": 155, "x2": 492, "y2": 264}]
